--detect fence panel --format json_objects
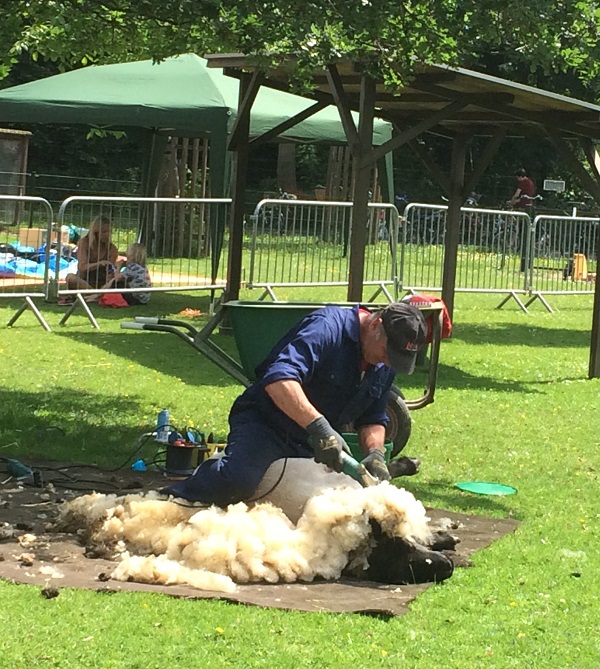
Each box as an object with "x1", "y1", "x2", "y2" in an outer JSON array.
[
  {"x1": 529, "y1": 215, "x2": 598, "y2": 297},
  {"x1": 55, "y1": 196, "x2": 232, "y2": 298},
  {"x1": 400, "y1": 204, "x2": 447, "y2": 290},
  {"x1": 456, "y1": 207, "x2": 531, "y2": 292},
  {"x1": 401, "y1": 204, "x2": 530, "y2": 295},
  {"x1": 0, "y1": 194, "x2": 55, "y2": 297},
  {"x1": 249, "y1": 199, "x2": 399, "y2": 300},
  {"x1": 0, "y1": 194, "x2": 55, "y2": 329}
]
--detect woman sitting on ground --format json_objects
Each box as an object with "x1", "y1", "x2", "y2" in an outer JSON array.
[
  {"x1": 65, "y1": 215, "x2": 118, "y2": 292},
  {"x1": 98, "y1": 242, "x2": 151, "y2": 305}
]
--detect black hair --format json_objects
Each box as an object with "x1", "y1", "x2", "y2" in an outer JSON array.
[{"x1": 515, "y1": 168, "x2": 527, "y2": 177}]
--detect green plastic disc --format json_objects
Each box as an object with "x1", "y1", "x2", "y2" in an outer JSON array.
[{"x1": 455, "y1": 481, "x2": 517, "y2": 496}]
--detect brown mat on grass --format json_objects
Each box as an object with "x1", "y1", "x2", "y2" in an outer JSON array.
[{"x1": 0, "y1": 460, "x2": 519, "y2": 616}]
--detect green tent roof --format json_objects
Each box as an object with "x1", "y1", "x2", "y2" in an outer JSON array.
[{"x1": 0, "y1": 53, "x2": 392, "y2": 144}]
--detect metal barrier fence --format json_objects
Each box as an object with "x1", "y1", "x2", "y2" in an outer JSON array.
[
  {"x1": 400, "y1": 204, "x2": 598, "y2": 311},
  {"x1": 248, "y1": 199, "x2": 400, "y2": 301},
  {"x1": 0, "y1": 194, "x2": 55, "y2": 330},
  {"x1": 526, "y1": 214, "x2": 598, "y2": 311},
  {"x1": 2, "y1": 193, "x2": 598, "y2": 329},
  {"x1": 53, "y1": 196, "x2": 232, "y2": 328},
  {"x1": 401, "y1": 203, "x2": 532, "y2": 298},
  {"x1": 1, "y1": 194, "x2": 232, "y2": 329},
  {"x1": 55, "y1": 195, "x2": 231, "y2": 292}
]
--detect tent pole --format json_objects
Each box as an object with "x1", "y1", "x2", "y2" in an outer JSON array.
[{"x1": 208, "y1": 114, "x2": 229, "y2": 285}]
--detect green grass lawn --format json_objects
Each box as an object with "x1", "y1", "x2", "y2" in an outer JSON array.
[{"x1": 0, "y1": 290, "x2": 599, "y2": 668}]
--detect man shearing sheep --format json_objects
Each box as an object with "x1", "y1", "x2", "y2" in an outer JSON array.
[{"x1": 164, "y1": 302, "x2": 428, "y2": 507}]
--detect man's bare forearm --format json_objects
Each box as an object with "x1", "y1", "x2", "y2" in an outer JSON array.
[
  {"x1": 264, "y1": 379, "x2": 322, "y2": 429},
  {"x1": 357, "y1": 424, "x2": 387, "y2": 455}
]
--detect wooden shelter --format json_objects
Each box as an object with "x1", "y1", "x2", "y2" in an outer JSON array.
[{"x1": 203, "y1": 55, "x2": 600, "y2": 380}]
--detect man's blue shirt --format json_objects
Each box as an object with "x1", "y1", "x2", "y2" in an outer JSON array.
[
  {"x1": 233, "y1": 305, "x2": 395, "y2": 444},
  {"x1": 165, "y1": 305, "x2": 397, "y2": 504}
]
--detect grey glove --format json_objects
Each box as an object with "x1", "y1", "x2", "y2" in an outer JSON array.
[
  {"x1": 306, "y1": 416, "x2": 349, "y2": 473},
  {"x1": 361, "y1": 450, "x2": 391, "y2": 482}
]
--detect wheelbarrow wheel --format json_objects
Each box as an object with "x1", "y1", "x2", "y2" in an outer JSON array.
[{"x1": 385, "y1": 385, "x2": 412, "y2": 458}]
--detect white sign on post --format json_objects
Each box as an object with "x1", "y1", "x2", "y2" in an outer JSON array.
[{"x1": 543, "y1": 179, "x2": 566, "y2": 192}]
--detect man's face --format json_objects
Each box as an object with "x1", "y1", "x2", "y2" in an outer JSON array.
[{"x1": 362, "y1": 318, "x2": 391, "y2": 367}]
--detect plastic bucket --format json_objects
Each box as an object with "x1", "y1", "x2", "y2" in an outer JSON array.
[{"x1": 342, "y1": 432, "x2": 393, "y2": 463}]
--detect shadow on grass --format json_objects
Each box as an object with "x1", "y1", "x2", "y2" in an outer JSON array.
[
  {"x1": 406, "y1": 480, "x2": 523, "y2": 520},
  {"x1": 0, "y1": 387, "x2": 154, "y2": 467},
  {"x1": 2, "y1": 292, "x2": 244, "y2": 387},
  {"x1": 52, "y1": 330, "x2": 242, "y2": 388},
  {"x1": 51, "y1": 312, "x2": 544, "y2": 395},
  {"x1": 452, "y1": 321, "x2": 591, "y2": 348},
  {"x1": 0, "y1": 291, "x2": 216, "y2": 326},
  {"x1": 408, "y1": 362, "x2": 538, "y2": 395}
]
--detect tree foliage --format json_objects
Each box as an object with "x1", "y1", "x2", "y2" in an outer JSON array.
[
  {"x1": 3, "y1": 1, "x2": 600, "y2": 207},
  {"x1": 2, "y1": 0, "x2": 600, "y2": 96}
]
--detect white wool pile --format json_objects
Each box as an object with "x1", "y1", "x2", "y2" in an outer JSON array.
[
  {"x1": 56, "y1": 482, "x2": 430, "y2": 593},
  {"x1": 111, "y1": 554, "x2": 237, "y2": 593}
]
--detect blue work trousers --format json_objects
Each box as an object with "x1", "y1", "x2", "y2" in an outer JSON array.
[{"x1": 163, "y1": 407, "x2": 312, "y2": 506}]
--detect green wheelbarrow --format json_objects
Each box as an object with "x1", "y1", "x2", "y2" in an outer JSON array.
[{"x1": 121, "y1": 300, "x2": 445, "y2": 458}]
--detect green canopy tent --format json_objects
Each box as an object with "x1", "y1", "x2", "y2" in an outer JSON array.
[{"x1": 0, "y1": 54, "x2": 393, "y2": 282}]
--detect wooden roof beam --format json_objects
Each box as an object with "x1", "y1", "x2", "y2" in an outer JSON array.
[
  {"x1": 325, "y1": 63, "x2": 361, "y2": 152},
  {"x1": 249, "y1": 100, "x2": 329, "y2": 148},
  {"x1": 386, "y1": 91, "x2": 516, "y2": 106},
  {"x1": 412, "y1": 81, "x2": 600, "y2": 137},
  {"x1": 360, "y1": 100, "x2": 467, "y2": 168}
]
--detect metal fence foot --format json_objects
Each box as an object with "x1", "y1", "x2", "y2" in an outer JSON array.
[
  {"x1": 496, "y1": 291, "x2": 529, "y2": 313},
  {"x1": 524, "y1": 292, "x2": 554, "y2": 313},
  {"x1": 367, "y1": 282, "x2": 394, "y2": 303},
  {"x1": 58, "y1": 294, "x2": 100, "y2": 329},
  {"x1": 6, "y1": 296, "x2": 51, "y2": 331},
  {"x1": 257, "y1": 286, "x2": 278, "y2": 302}
]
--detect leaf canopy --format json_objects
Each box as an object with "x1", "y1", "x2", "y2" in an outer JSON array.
[{"x1": 2, "y1": 0, "x2": 600, "y2": 95}]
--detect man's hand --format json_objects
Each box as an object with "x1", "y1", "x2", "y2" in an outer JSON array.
[
  {"x1": 361, "y1": 450, "x2": 391, "y2": 481},
  {"x1": 306, "y1": 416, "x2": 350, "y2": 473}
]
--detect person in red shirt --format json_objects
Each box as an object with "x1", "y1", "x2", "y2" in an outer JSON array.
[{"x1": 510, "y1": 168, "x2": 536, "y2": 209}]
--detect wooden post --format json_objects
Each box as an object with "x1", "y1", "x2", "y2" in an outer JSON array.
[
  {"x1": 277, "y1": 143, "x2": 297, "y2": 193},
  {"x1": 548, "y1": 132, "x2": 600, "y2": 379},
  {"x1": 441, "y1": 134, "x2": 467, "y2": 320},
  {"x1": 348, "y1": 73, "x2": 376, "y2": 302},
  {"x1": 225, "y1": 73, "x2": 253, "y2": 301}
]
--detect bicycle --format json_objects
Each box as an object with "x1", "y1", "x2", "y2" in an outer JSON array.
[
  {"x1": 534, "y1": 225, "x2": 552, "y2": 257},
  {"x1": 512, "y1": 192, "x2": 543, "y2": 210},
  {"x1": 488, "y1": 201, "x2": 525, "y2": 269}
]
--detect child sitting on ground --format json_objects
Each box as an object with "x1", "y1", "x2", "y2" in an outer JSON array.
[{"x1": 101, "y1": 242, "x2": 151, "y2": 305}]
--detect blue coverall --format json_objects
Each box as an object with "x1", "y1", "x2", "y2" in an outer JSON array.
[{"x1": 164, "y1": 305, "x2": 395, "y2": 505}]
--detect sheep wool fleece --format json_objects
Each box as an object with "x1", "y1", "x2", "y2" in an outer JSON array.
[{"x1": 165, "y1": 305, "x2": 395, "y2": 506}]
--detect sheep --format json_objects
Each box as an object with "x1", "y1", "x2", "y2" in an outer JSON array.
[{"x1": 54, "y1": 458, "x2": 454, "y2": 593}]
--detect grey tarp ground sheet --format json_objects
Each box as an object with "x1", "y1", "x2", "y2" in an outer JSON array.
[{"x1": 0, "y1": 461, "x2": 519, "y2": 617}]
